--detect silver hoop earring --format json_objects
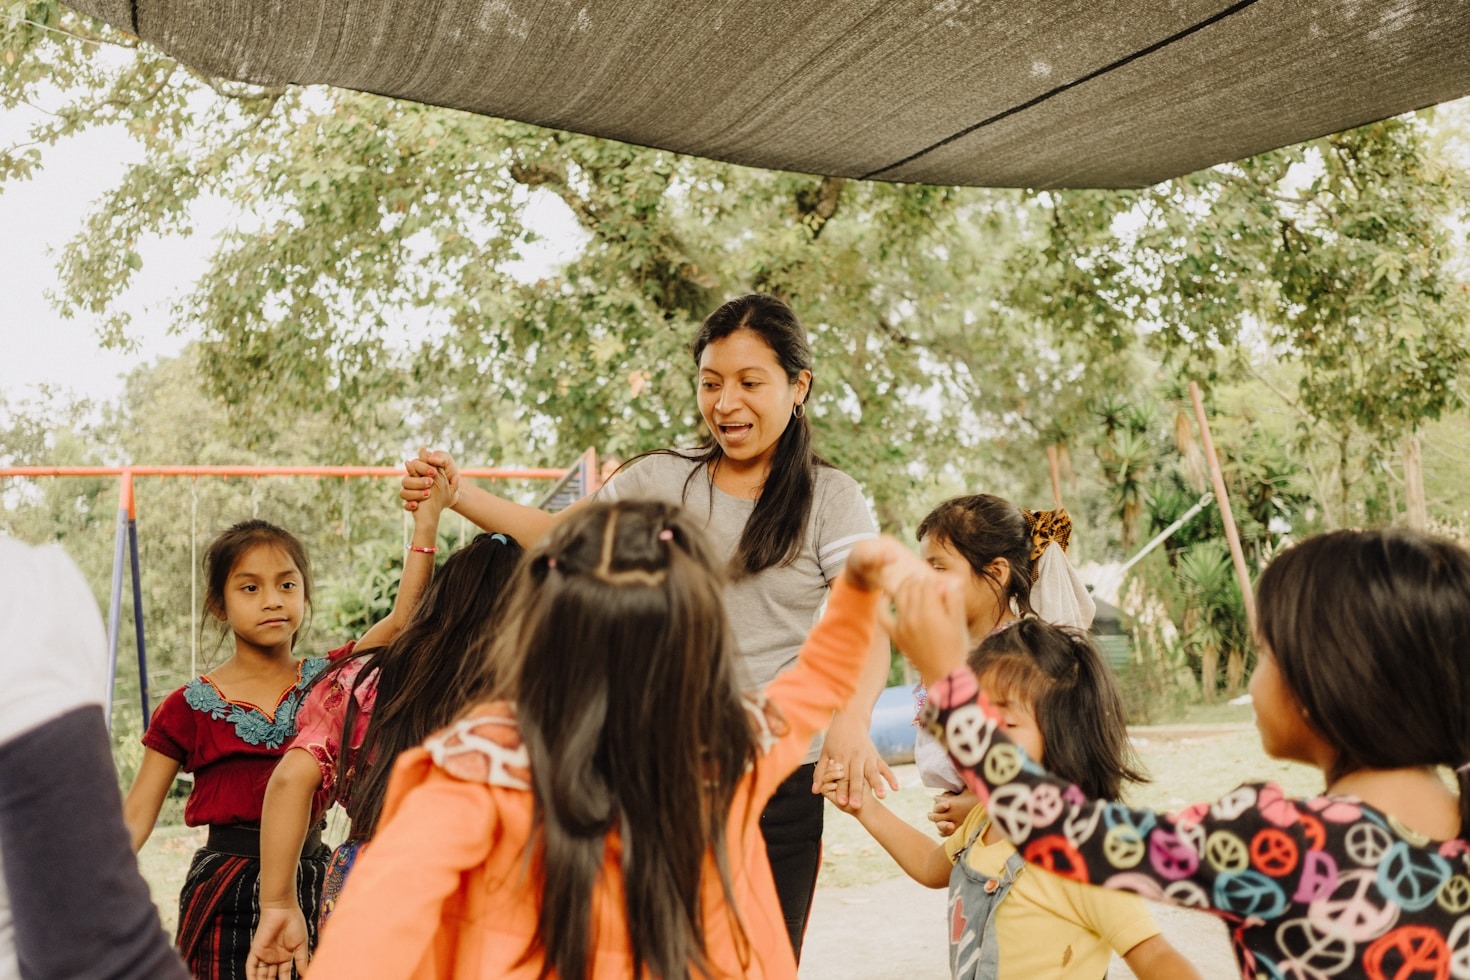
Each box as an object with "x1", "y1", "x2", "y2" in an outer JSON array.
[{"x1": 793, "y1": 403, "x2": 806, "y2": 419}]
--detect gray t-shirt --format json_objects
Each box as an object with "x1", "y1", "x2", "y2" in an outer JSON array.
[{"x1": 599, "y1": 452, "x2": 877, "y2": 692}]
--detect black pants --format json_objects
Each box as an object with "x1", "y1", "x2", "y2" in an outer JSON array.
[{"x1": 759, "y1": 761, "x2": 824, "y2": 962}]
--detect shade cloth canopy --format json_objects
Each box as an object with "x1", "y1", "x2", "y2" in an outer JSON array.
[{"x1": 68, "y1": 0, "x2": 1470, "y2": 188}]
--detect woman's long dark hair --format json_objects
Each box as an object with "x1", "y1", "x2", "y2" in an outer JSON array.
[
  {"x1": 655, "y1": 293, "x2": 828, "y2": 578},
  {"x1": 971, "y1": 619, "x2": 1146, "y2": 801},
  {"x1": 1256, "y1": 528, "x2": 1470, "y2": 837},
  {"x1": 324, "y1": 532, "x2": 523, "y2": 838},
  {"x1": 488, "y1": 500, "x2": 757, "y2": 979}
]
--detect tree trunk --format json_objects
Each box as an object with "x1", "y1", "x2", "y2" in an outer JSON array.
[
  {"x1": 1225, "y1": 647, "x2": 1245, "y2": 697},
  {"x1": 1200, "y1": 644, "x2": 1219, "y2": 703},
  {"x1": 1404, "y1": 432, "x2": 1427, "y2": 529}
]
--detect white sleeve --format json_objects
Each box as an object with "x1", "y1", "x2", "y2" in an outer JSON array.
[{"x1": 0, "y1": 539, "x2": 109, "y2": 745}]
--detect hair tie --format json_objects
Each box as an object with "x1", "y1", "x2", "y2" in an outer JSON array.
[
  {"x1": 1022, "y1": 508, "x2": 1073, "y2": 562},
  {"x1": 545, "y1": 556, "x2": 558, "y2": 570},
  {"x1": 489, "y1": 533, "x2": 510, "y2": 545},
  {"x1": 1456, "y1": 761, "x2": 1470, "y2": 775},
  {"x1": 657, "y1": 529, "x2": 674, "y2": 542}
]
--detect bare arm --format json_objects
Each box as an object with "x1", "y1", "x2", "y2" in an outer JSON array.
[
  {"x1": 817, "y1": 628, "x2": 898, "y2": 806},
  {"x1": 828, "y1": 790, "x2": 952, "y2": 889},
  {"x1": 1122, "y1": 934, "x2": 1203, "y2": 980},
  {"x1": 122, "y1": 747, "x2": 180, "y2": 852},
  {"x1": 400, "y1": 449, "x2": 586, "y2": 547},
  {"x1": 247, "y1": 749, "x2": 320, "y2": 978},
  {"x1": 358, "y1": 465, "x2": 451, "y2": 652}
]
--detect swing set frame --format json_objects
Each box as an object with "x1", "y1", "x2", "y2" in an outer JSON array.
[{"x1": 1, "y1": 451, "x2": 599, "y2": 730}]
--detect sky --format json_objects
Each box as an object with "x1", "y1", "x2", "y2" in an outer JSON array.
[{"x1": 0, "y1": 116, "x2": 195, "y2": 405}]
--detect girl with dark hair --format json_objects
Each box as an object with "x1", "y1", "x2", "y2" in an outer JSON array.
[
  {"x1": 245, "y1": 528, "x2": 523, "y2": 978},
  {"x1": 401, "y1": 294, "x2": 890, "y2": 957},
  {"x1": 123, "y1": 473, "x2": 449, "y2": 979},
  {"x1": 894, "y1": 527, "x2": 1470, "y2": 979},
  {"x1": 822, "y1": 620, "x2": 1195, "y2": 979},
  {"x1": 308, "y1": 500, "x2": 918, "y2": 979},
  {"x1": 910, "y1": 496, "x2": 1093, "y2": 831}
]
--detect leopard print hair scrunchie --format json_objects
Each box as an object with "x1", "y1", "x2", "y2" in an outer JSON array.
[{"x1": 1022, "y1": 507, "x2": 1073, "y2": 563}]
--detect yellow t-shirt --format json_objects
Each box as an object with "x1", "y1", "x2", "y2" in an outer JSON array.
[{"x1": 943, "y1": 803, "x2": 1159, "y2": 979}]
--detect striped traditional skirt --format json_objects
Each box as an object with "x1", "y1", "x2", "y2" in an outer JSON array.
[{"x1": 176, "y1": 824, "x2": 330, "y2": 979}]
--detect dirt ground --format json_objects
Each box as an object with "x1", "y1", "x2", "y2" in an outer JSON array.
[
  {"x1": 801, "y1": 871, "x2": 1239, "y2": 979},
  {"x1": 797, "y1": 739, "x2": 1273, "y2": 980}
]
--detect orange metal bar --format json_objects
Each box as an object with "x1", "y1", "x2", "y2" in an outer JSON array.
[{"x1": 0, "y1": 465, "x2": 567, "y2": 480}]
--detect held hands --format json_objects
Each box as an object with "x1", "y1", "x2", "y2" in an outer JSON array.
[
  {"x1": 927, "y1": 789, "x2": 979, "y2": 838},
  {"x1": 842, "y1": 536, "x2": 928, "y2": 595},
  {"x1": 884, "y1": 570, "x2": 968, "y2": 686},
  {"x1": 401, "y1": 447, "x2": 461, "y2": 513},
  {"x1": 245, "y1": 903, "x2": 310, "y2": 979},
  {"x1": 816, "y1": 756, "x2": 864, "y2": 815}
]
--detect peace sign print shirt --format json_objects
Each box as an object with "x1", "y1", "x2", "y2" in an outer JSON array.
[{"x1": 921, "y1": 667, "x2": 1470, "y2": 980}]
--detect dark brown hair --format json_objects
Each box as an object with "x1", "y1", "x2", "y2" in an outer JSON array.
[
  {"x1": 489, "y1": 500, "x2": 757, "y2": 979},
  {"x1": 328, "y1": 532, "x2": 524, "y2": 838},
  {"x1": 202, "y1": 519, "x2": 312, "y2": 650},
  {"x1": 1256, "y1": 528, "x2": 1470, "y2": 836},
  {"x1": 971, "y1": 619, "x2": 1146, "y2": 801}
]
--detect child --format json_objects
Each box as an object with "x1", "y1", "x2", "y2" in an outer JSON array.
[
  {"x1": 308, "y1": 500, "x2": 920, "y2": 979},
  {"x1": 246, "y1": 530, "x2": 524, "y2": 978},
  {"x1": 122, "y1": 472, "x2": 449, "y2": 978},
  {"x1": 894, "y1": 527, "x2": 1470, "y2": 979},
  {"x1": 911, "y1": 496, "x2": 1093, "y2": 829},
  {"x1": 823, "y1": 620, "x2": 1196, "y2": 979}
]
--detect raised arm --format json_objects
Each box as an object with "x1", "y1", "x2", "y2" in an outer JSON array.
[
  {"x1": 358, "y1": 463, "x2": 452, "y2": 651},
  {"x1": 399, "y1": 448, "x2": 586, "y2": 547}
]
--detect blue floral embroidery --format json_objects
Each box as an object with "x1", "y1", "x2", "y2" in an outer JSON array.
[{"x1": 183, "y1": 657, "x2": 329, "y2": 750}]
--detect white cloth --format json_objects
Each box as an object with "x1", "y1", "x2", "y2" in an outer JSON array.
[
  {"x1": 0, "y1": 538, "x2": 109, "y2": 979},
  {"x1": 1030, "y1": 541, "x2": 1096, "y2": 630}
]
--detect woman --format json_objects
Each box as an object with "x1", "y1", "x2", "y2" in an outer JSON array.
[{"x1": 401, "y1": 294, "x2": 892, "y2": 959}]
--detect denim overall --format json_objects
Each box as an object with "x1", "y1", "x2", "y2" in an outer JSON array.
[{"x1": 947, "y1": 819, "x2": 1026, "y2": 980}]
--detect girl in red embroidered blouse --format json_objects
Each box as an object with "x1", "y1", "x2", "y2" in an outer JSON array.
[
  {"x1": 245, "y1": 530, "x2": 523, "y2": 978},
  {"x1": 122, "y1": 469, "x2": 452, "y2": 979}
]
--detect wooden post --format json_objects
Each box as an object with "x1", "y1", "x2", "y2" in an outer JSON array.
[
  {"x1": 1188, "y1": 382, "x2": 1257, "y2": 633},
  {"x1": 1404, "y1": 433, "x2": 1427, "y2": 530},
  {"x1": 1047, "y1": 445, "x2": 1063, "y2": 511}
]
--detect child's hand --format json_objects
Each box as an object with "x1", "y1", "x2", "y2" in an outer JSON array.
[
  {"x1": 885, "y1": 570, "x2": 968, "y2": 684},
  {"x1": 927, "y1": 789, "x2": 978, "y2": 838},
  {"x1": 843, "y1": 535, "x2": 926, "y2": 594},
  {"x1": 410, "y1": 463, "x2": 457, "y2": 524},
  {"x1": 817, "y1": 758, "x2": 864, "y2": 815},
  {"x1": 401, "y1": 447, "x2": 461, "y2": 512}
]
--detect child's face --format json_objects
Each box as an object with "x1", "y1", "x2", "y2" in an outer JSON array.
[
  {"x1": 218, "y1": 543, "x2": 306, "y2": 653},
  {"x1": 980, "y1": 678, "x2": 1044, "y2": 764},
  {"x1": 920, "y1": 534, "x2": 1006, "y2": 640},
  {"x1": 1248, "y1": 641, "x2": 1328, "y2": 767}
]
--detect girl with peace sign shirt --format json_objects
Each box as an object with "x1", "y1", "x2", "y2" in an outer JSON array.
[{"x1": 894, "y1": 528, "x2": 1470, "y2": 980}]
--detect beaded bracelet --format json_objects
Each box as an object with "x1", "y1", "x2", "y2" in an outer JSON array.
[{"x1": 408, "y1": 544, "x2": 439, "y2": 555}]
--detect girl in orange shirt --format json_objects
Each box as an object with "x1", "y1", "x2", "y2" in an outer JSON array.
[{"x1": 309, "y1": 498, "x2": 919, "y2": 979}]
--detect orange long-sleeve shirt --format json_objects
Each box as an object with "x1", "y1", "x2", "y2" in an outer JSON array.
[{"x1": 308, "y1": 577, "x2": 879, "y2": 979}]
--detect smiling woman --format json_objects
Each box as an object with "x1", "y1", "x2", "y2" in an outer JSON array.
[{"x1": 402, "y1": 293, "x2": 892, "y2": 961}]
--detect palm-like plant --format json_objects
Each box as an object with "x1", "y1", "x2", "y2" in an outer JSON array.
[{"x1": 1171, "y1": 541, "x2": 1250, "y2": 701}]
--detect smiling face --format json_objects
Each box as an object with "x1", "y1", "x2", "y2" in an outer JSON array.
[
  {"x1": 215, "y1": 543, "x2": 306, "y2": 655},
  {"x1": 696, "y1": 328, "x2": 810, "y2": 474}
]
